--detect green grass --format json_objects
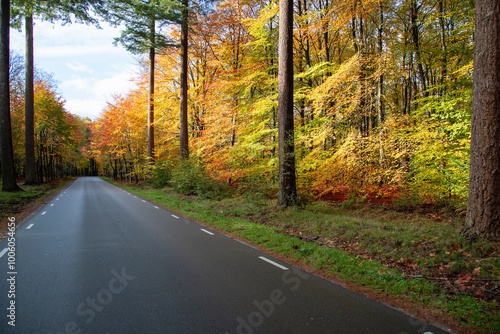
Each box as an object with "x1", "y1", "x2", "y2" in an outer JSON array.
[{"x1": 109, "y1": 179, "x2": 499, "y2": 333}]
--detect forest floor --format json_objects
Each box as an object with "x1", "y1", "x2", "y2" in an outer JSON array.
[{"x1": 111, "y1": 179, "x2": 499, "y2": 334}]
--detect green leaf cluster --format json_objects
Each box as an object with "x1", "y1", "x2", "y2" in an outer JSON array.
[{"x1": 105, "y1": 0, "x2": 182, "y2": 54}]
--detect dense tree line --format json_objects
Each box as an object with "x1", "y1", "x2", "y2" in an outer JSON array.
[
  {"x1": 94, "y1": 0, "x2": 474, "y2": 200},
  {"x1": 0, "y1": 0, "x2": 498, "y2": 239},
  {"x1": 9, "y1": 52, "x2": 97, "y2": 182}
]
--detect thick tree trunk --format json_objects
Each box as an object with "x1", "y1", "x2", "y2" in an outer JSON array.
[
  {"x1": 0, "y1": 0, "x2": 21, "y2": 192},
  {"x1": 25, "y1": 14, "x2": 37, "y2": 184},
  {"x1": 277, "y1": 0, "x2": 297, "y2": 206},
  {"x1": 179, "y1": 0, "x2": 189, "y2": 159},
  {"x1": 147, "y1": 19, "x2": 155, "y2": 162},
  {"x1": 463, "y1": 0, "x2": 500, "y2": 241}
]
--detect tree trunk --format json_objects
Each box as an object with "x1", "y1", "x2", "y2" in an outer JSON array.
[
  {"x1": 179, "y1": 0, "x2": 189, "y2": 159},
  {"x1": 463, "y1": 0, "x2": 500, "y2": 241},
  {"x1": 322, "y1": 0, "x2": 330, "y2": 63},
  {"x1": 0, "y1": 0, "x2": 21, "y2": 192},
  {"x1": 410, "y1": 0, "x2": 428, "y2": 96},
  {"x1": 147, "y1": 19, "x2": 155, "y2": 163},
  {"x1": 25, "y1": 13, "x2": 37, "y2": 185},
  {"x1": 277, "y1": 0, "x2": 297, "y2": 206},
  {"x1": 377, "y1": 0, "x2": 384, "y2": 166},
  {"x1": 438, "y1": 0, "x2": 448, "y2": 91}
]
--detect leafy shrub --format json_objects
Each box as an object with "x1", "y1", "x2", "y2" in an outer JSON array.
[
  {"x1": 171, "y1": 157, "x2": 226, "y2": 199},
  {"x1": 243, "y1": 174, "x2": 278, "y2": 201},
  {"x1": 150, "y1": 162, "x2": 172, "y2": 188}
]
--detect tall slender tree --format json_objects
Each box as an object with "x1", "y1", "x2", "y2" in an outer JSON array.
[
  {"x1": 277, "y1": 0, "x2": 297, "y2": 206},
  {"x1": 0, "y1": 0, "x2": 21, "y2": 191},
  {"x1": 148, "y1": 17, "x2": 156, "y2": 161},
  {"x1": 179, "y1": 0, "x2": 189, "y2": 159},
  {"x1": 463, "y1": 0, "x2": 500, "y2": 241},
  {"x1": 24, "y1": 11, "x2": 36, "y2": 185}
]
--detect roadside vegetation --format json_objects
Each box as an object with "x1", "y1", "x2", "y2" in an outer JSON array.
[
  {"x1": 0, "y1": 178, "x2": 71, "y2": 234},
  {"x1": 108, "y1": 167, "x2": 499, "y2": 334}
]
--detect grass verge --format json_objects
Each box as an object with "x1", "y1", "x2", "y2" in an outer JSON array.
[
  {"x1": 109, "y1": 179, "x2": 498, "y2": 333},
  {"x1": 0, "y1": 178, "x2": 73, "y2": 234}
]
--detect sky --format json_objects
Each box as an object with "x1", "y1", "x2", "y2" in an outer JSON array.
[{"x1": 10, "y1": 19, "x2": 142, "y2": 120}]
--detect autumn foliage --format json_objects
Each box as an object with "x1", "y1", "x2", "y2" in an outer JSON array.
[
  {"x1": 90, "y1": 0, "x2": 473, "y2": 206},
  {"x1": 9, "y1": 57, "x2": 95, "y2": 182}
]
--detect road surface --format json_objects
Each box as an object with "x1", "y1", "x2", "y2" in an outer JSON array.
[{"x1": 0, "y1": 177, "x2": 450, "y2": 333}]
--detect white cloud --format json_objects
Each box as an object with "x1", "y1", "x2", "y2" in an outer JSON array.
[
  {"x1": 65, "y1": 99, "x2": 104, "y2": 120},
  {"x1": 92, "y1": 71, "x2": 136, "y2": 99},
  {"x1": 67, "y1": 62, "x2": 93, "y2": 73},
  {"x1": 62, "y1": 76, "x2": 89, "y2": 91},
  {"x1": 34, "y1": 20, "x2": 118, "y2": 45},
  {"x1": 12, "y1": 20, "x2": 128, "y2": 58},
  {"x1": 63, "y1": 69, "x2": 138, "y2": 119},
  {"x1": 36, "y1": 44, "x2": 124, "y2": 58}
]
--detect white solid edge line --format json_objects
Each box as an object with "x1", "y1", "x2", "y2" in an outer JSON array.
[
  {"x1": 26, "y1": 224, "x2": 34, "y2": 230},
  {"x1": 200, "y1": 229, "x2": 214, "y2": 235},
  {"x1": 0, "y1": 248, "x2": 8, "y2": 258},
  {"x1": 258, "y1": 256, "x2": 288, "y2": 270},
  {"x1": 171, "y1": 215, "x2": 180, "y2": 219}
]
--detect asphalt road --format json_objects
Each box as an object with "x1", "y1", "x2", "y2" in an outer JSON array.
[{"x1": 0, "y1": 177, "x2": 451, "y2": 333}]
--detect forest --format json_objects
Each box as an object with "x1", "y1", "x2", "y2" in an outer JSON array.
[
  {"x1": 0, "y1": 0, "x2": 496, "y2": 230},
  {"x1": 92, "y1": 0, "x2": 474, "y2": 206},
  {"x1": 8, "y1": 52, "x2": 96, "y2": 181}
]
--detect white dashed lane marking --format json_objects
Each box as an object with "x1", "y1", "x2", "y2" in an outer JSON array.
[
  {"x1": 258, "y1": 256, "x2": 288, "y2": 270},
  {"x1": 201, "y1": 229, "x2": 214, "y2": 236}
]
